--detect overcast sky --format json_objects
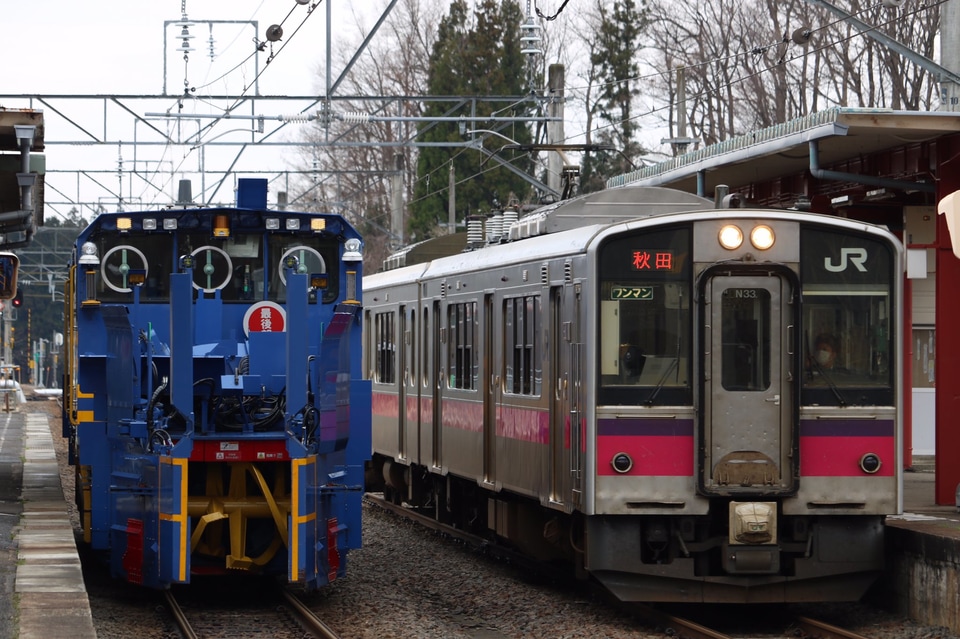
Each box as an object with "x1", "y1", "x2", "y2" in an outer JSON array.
[
  {"x1": 1, "y1": 1, "x2": 371, "y2": 96},
  {"x1": 2, "y1": 1, "x2": 386, "y2": 216}
]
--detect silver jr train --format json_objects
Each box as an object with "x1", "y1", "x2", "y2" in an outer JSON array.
[{"x1": 363, "y1": 185, "x2": 902, "y2": 603}]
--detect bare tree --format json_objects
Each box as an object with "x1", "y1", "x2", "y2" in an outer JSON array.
[
  {"x1": 641, "y1": 0, "x2": 940, "y2": 153},
  {"x1": 293, "y1": 0, "x2": 441, "y2": 268}
]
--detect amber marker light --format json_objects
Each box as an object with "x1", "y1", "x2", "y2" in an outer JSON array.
[{"x1": 213, "y1": 215, "x2": 230, "y2": 237}]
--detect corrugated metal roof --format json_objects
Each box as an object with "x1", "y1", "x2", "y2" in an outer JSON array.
[{"x1": 608, "y1": 107, "x2": 960, "y2": 194}]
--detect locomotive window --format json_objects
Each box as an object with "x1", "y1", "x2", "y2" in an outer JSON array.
[
  {"x1": 720, "y1": 287, "x2": 770, "y2": 391},
  {"x1": 597, "y1": 226, "x2": 692, "y2": 406},
  {"x1": 447, "y1": 302, "x2": 477, "y2": 390},
  {"x1": 374, "y1": 312, "x2": 396, "y2": 385},
  {"x1": 267, "y1": 236, "x2": 339, "y2": 304},
  {"x1": 800, "y1": 226, "x2": 896, "y2": 405},
  {"x1": 504, "y1": 295, "x2": 541, "y2": 396},
  {"x1": 94, "y1": 234, "x2": 176, "y2": 302}
]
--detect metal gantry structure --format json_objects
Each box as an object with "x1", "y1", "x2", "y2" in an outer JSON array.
[{"x1": 0, "y1": 0, "x2": 564, "y2": 244}]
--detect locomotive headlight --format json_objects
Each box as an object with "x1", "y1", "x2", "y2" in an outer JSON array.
[
  {"x1": 265, "y1": 218, "x2": 280, "y2": 230},
  {"x1": 116, "y1": 217, "x2": 132, "y2": 232},
  {"x1": 718, "y1": 224, "x2": 743, "y2": 250},
  {"x1": 343, "y1": 238, "x2": 363, "y2": 262},
  {"x1": 860, "y1": 453, "x2": 882, "y2": 474},
  {"x1": 286, "y1": 218, "x2": 301, "y2": 231},
  {"x1": 78, "y1": 242, "x2": 100, "y2": 266},
  {"x1": 750, "y1": 225, "x2": 775, "y2": 250},
  {"x1": 612, "y1": 452, "x2": 633, "y2": 474},
  {"x1": 142, "y1": 218, "x2": 157, "y2": 231}
]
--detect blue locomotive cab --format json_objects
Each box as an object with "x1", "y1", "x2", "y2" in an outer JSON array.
[{"x1": 63, "y1": 179, "x2": 370, "y2": 590}]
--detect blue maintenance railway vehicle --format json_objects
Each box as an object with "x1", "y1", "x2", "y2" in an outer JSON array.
[{"x1": 61, "y1": 179, "x2": 370, "y2": 590}]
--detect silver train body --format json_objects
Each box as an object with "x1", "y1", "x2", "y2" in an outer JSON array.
[{"x1": 363, "y1": 185, "x2": 903, "y2": 603}]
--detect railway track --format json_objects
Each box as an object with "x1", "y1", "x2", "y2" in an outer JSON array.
[
  {"x1": 365, "y1": 493, "x2": 875, "y2": 639},
  {"x1": 162, "y1": 582, "x2": 341, "y2": 639}
]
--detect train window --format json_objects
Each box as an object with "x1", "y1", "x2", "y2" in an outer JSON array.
[
  {"x1": 96, "y1": 235, "x2": 176, "y2": 302},
  {"x1": 504, "y1": 295, "x2": 541, "y2": 396},
  {"x1": 720, "y1": 287, "x2": 771, "y2": 391},
  {"x1": 447, "y1": 302, "x2": 477, "y2": 390},
  {"x1": 374, "y1": 312, "x2": 396, "y2": 384},
  {"x1": 800, "y1": 227, "x2": 896, "y2": 405},
  {"x1": 597, "y1": 226, "x2": 693, "y2": 406},
  {"x1": 267, "y1": 237, "x2": 339, "y2": 304}
]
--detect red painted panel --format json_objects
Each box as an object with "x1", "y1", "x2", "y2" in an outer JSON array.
[
  {"x1": 800, "y1": 436, "x2": 895, "y2": 477},
  {"x1": 189, "y1": 439, "x2": 288, "y2": 462},
  {"x1": 597, "y1": 435, "x2": 694, "y2": 476}
]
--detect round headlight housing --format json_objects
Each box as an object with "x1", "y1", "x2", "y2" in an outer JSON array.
[
  {"x1": 750, "y1": 225, "x2": 775, "y2": 250},
  {"x1": 612, "y1": 452, "x2": 633, "y2": 474},
  {"x1": 860, "y1": 453, "x2": 882, "y2": 474},
  {"x1": 718, "y1": 225, "x2": 743, "y2": 250}
]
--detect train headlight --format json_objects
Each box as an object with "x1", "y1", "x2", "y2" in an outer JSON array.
[
  {"x1": 78, "y1": 242, "x2": 100, "y2": 266},
  {"x1": 718, "y1": 225, "x2": 743, "y2": 250},
  {"x1": 142, "y1": 218, "x2": 157, "y2": 231},
  {"x1": 286, "y1": 218, "x2": 301, "y2": 231},
  {"x1": 343, "y1": 238, "x2": 363, "y2": 262},
  {"x1": 265, "y1": 218, "x2": 280, "y2": 230},
  {"x1": 612, "y1": 452, "x2": 633, "y2": 474},
  {"x1": 860, "y1": 453, "x2": 882, "y2": 474},
  {"x1": 750, "y1": 225, "x2": 775, "y2": 250}
]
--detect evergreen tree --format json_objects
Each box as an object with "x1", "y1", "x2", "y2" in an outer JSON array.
[
  {"x1": 410, "y1": 0, "x2": 534, "y2": 241},
  {"x1": 582, "y1": 0, "x2": 646, "y2": 193}
]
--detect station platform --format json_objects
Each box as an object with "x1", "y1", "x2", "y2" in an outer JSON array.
[{"x1": 0, "y1": 402, "x2": 95, "y2": 639}]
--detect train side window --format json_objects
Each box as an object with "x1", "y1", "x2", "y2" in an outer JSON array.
[
  {"x1": 374, "y1": 312, "x2": 396, "y2": 384},
  {"x1": 504, "y1": 295, "x2": 541, "y2": 396},
  {"x1": 447, "y1": 302, "x2": 477, "y2": 390}
]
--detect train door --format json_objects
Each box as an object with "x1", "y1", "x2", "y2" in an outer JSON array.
[
  {"x1": 406, "y1": 308, "x2": 418, "y2": 464},
  {"x1": 701, "y1": 270, "x2": 796, "y2": 494},
  {"x1": 431, "y1": 300, "x2": 442, "y2": 470},
  {"x1": 398, "y1": 305, "x2": 408, "y2": 461},
  {"x1": 569, "y1": 281, "x2": 583, "y2": 508},
  {"x1": 549, "y1": 285, "x2": 567, "y2": 503},
  {"x1": 483, "y1": 293, "x2": 497, "y2": 486}
]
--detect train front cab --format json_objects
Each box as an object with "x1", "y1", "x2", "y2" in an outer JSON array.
[
  {"x1": 585, "y1": 213, "x2": 902, "y2": 603},
  {"x1": 63, "y1": 201, "x2": 368, "y2": 590}
]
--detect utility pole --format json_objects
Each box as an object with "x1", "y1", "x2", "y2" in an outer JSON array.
[
  {"x1": 448, "y1": 164, "x2": 456, "y2": 235},
  {"x1": 547, "y1": 65, "x2": 565, "y2": 195},
  {"x1": 943, "y1": 0, "x2": 960, "y2": 110},
  {"x1": 391, "y1": 153, "x2": 404, "y2": 246}
]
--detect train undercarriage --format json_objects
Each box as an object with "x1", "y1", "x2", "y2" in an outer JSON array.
[{"x1": 369, "y1": 454, "x2": 886, "y2": 603}]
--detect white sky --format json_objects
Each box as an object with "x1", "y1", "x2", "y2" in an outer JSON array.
[
  {"x1": 1, "y1": 0, "x2": 384, "y2": 218},
  {"x1": 1, "y1": 1, "x2": 370, "y2": 96}
]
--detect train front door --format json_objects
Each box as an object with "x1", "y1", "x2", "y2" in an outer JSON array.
[{"x1": 702, "y1": 271, "x2": 795, "y2": 494}]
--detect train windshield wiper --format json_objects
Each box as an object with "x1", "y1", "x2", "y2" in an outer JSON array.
[
  {"x1": 809, "y1": 359, "x2": 848, "y2": 406},
  {"x1": 643, "y1": 357, "x2": 679, "y2": 406}
]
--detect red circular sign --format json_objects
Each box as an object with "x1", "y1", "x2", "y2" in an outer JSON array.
[{"x1": 242, "y1": 301, "x2": 286, "y2": 336}]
